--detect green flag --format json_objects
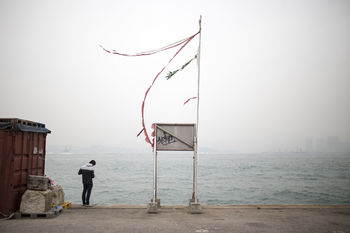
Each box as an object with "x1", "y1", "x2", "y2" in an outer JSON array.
[{"x1": 166, "y1": 54, "x2": 197, "y2": 80}]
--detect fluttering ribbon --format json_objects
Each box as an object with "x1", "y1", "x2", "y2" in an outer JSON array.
[
  {"x1": 101, "y1": 31, "x2": 200, "y2": 148},
  {"x1": 166, "y1": 54, "x2": 197, "y2": 80},
  {"x1": 99, "y1": 35, "x2": 195, "y2": 57},
  {"x1": 183, "y1": 96, "x2": 197, "y2": 105}
]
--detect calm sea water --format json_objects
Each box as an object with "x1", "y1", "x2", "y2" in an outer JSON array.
[{"x1": 45, "y1": 152, "x2": 350, "y2": 205}]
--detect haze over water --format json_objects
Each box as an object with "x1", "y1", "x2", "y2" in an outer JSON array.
[{"x1": 2, "y1": 0, "x2": 350, "y2": 154}]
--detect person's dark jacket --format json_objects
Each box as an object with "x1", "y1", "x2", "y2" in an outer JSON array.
[{"x1": 78, "y1": 163, "x2": 95, "y2": 184}]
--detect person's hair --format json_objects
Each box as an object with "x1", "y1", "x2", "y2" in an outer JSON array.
[{"x1": 89, "y1": 160, "x2": 96, "y2": 166}]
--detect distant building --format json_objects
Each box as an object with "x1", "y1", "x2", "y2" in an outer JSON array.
[
  {"x1": 315, "y1": 136, "x2": 349, "y2": 153},
  {"x1": 303, "y1": 139, "x2": 313, "y2": 152},
  {"x1": 327, "y1": 136, "x2": 340, "y2": 152}
]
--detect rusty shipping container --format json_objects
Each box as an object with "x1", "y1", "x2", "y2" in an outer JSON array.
[{"x1": 0, "y1": 118, "x2": 51, "y2": 217}]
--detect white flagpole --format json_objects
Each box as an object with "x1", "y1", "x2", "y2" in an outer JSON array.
[
  {"x1": 193, "y1": 15, "x2": 202, "y2": 204},
  {"x1": 196, "y1": 17, "x2": 202, "y2": 140}
]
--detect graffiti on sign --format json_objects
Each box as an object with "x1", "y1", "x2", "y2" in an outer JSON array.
[{"x1": 157, "y1": 132, "x2": 176, "y2": 146}]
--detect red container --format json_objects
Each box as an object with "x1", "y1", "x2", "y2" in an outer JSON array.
[{"x1": 0, "y1": 118, "x2": 51, "y2": 217}]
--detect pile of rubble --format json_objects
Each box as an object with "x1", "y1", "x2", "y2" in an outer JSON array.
[{"x1": 17, "y1": 175, "x2": 66, "y2": 218}]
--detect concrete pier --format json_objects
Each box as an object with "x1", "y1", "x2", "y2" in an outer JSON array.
[{"x1": 1, "y1": 205, "x2": 349, "y2": 233}]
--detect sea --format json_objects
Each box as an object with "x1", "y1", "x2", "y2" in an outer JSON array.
[{"x1": 45, "y1": 152, "x2": 350, "y2": 205}]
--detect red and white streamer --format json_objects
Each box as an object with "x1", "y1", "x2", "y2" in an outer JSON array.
[{"x1": 101, "y1": 31, "x2": 200, "y2": 148}]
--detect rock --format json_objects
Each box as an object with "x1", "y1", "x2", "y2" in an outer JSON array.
[
  {"x1": 20, "y1": 189, "x2": 52, "y2": 214},
  {"x1": 50, "y1": 185, "x2": 65, "y2": 206}
]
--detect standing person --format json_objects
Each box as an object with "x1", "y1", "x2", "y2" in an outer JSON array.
[{"x1": 78, "y1": 160, "x2": 96, "y2": 206}]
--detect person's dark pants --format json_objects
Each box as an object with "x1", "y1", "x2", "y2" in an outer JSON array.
[{"x1": 82, "y1": 183, "x2": 93, "y2": 205}]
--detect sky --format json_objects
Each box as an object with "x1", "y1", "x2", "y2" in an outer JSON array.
[{"x1": 1, "y1": 0, "x2": 349, "y2": 153}]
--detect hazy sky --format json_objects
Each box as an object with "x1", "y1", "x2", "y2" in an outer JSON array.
[{"x1": 1, "y1": 0, "x2": 349, "y2": 152}]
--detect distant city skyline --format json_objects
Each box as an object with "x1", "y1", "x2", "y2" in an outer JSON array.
[
  {"x1": 270, "y1": 136, "x2": 350, "y2": 153},
  {"x1": 47, "y1": 135, "x2": 350, "y2": 154}
]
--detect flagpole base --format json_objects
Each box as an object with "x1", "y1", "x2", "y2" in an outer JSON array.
[
  {"x1": 153, "y1": 198, "x2": 161, "y2": 208},
  {"x1": 189, "y1": 194, "x2": 202, "y2": 214},
  {"x1": 147, "y1": 202, "x2": 158, "y2": 214},
  {"x1": 189, "y1": 201, "x2": 202, "y2": 214},
  {"x1": 147, "y1": 198, "x2": 160, "y2": 213}
]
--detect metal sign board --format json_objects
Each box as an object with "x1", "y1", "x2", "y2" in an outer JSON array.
[{"x1": 155, "y1": 123, "x2": 196, "y2": 151}]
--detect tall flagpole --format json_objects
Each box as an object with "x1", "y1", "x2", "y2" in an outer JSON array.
[
  {"x1": 193, "y1": 15, "x2": 202, "y2": 205},
  {"x1": 197, "y1": 16, "x2": 202, "y2": 142}
]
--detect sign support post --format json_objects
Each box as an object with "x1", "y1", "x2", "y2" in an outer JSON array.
[{"x1": 148, "y1": 133, "x2": 160, "y2": 213}]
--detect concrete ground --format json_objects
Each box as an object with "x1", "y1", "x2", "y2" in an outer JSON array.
[{"x1": 1, "y1": 205, "x2": 350, "y2": 233}]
